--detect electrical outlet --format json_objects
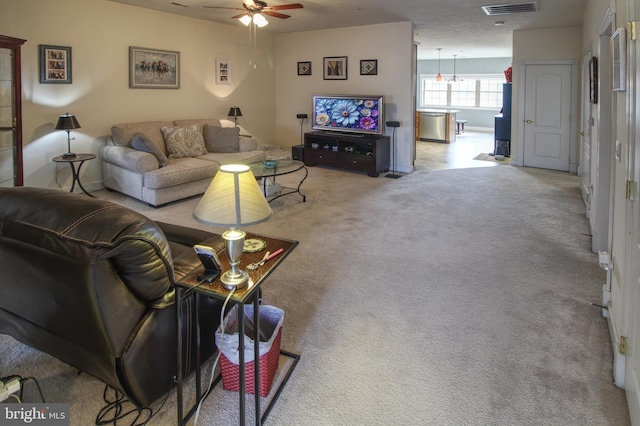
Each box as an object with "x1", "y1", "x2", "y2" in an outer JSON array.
[{"x1": 0, "y1": 378, "x2": 21, "y2": 402}]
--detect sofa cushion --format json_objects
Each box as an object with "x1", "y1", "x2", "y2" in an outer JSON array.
[
  {"x1": 144, "y1": 157, "x2": 217, "y2": 190},
  {"x1": 112, "y1": 121, "x2": 173, "y2": 155},
  {"x1": 173, "y1": 118, "x2": 222, "y2": 128},
  {"x1": 239, "y1": 137, "x2": 258, "y2": 152},
  {"x1": 203, "y1": 125, "x2": 240, "y2": 153},
  {"x1": 130, "y1": 133, "x2": 168, "y2": 167},
  {"x1": 161, "y1": 125, "x2": 208, "y2": 159}
]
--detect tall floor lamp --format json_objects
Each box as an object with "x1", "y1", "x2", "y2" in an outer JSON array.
[{"x1": 385, "y1": 121, "x2": 401, "y2": 178}]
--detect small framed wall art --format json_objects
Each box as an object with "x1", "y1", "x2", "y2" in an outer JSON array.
[
  {"x1": 39, "y1": 45, "x2": 72, "y2": 84},
  {"x1": 216, "y1": 58, "x2": 231, "y2": 85},
  {"x1": 129, "y1": 46, "x2": 180, "y2": 89},
  {"x1": 298, "y1": 61, "x2": 311, "y2": 76},
  {"x1": 323, "y1": 56, "x2": 347, "y2": 80},
  {"x1": 360, "y1": 59, "x2": 378, "y2": 76}
]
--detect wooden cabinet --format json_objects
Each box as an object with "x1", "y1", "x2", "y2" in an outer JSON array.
[
  {"x1": 303, "y1": 131, "x2": 390, "y2": 177},
  {"x1": 0, "y1": 35, "x2": 26, "y2": 187}
]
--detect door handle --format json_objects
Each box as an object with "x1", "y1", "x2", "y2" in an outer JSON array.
[{"x1": 525, "y1": 119, "x2": 534, "y2": 124}]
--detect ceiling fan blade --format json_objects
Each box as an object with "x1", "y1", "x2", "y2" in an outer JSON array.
[
  {"x1": 230, "y1": 12, "x2": 250, "y2": 19},
  {"x1": 263, "y1": 10, "x2": 291, "y2": 19},
  {"x1": 264, "y1": 3, "x2": 304, "y2": 11},
  {"x1": 203, "y1": 6, "x2": 245, "y2": 10}
]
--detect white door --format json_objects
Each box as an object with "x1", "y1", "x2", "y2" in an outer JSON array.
[
  {"x1": 580, "y1": 52, "x2": 593, "y2": 209},
  {"x1": 522, "y1": 64, "x2": 573, "y2": 171},
  {"x1": 624, "y1": 0, "x2": 640, "y2": 418}
]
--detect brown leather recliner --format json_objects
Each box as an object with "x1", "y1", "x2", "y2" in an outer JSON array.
[{"x1": 0, "y1": 187, "x2": 225, "y2": 407}]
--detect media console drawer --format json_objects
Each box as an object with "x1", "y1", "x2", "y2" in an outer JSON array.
[{"x1": 303, "y1": 131, "x2": 389, "y2": 177}]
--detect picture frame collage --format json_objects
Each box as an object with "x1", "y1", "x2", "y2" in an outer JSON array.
[{"x1": 297, "y1": 57, "x2": 379, "y2": 80}]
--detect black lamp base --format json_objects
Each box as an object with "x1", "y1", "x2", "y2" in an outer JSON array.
[
  {"x1": 385, "y1": 172, "x2": 402, "y2": 179},
  {"x1": 63, "y1": 152, "x2": 76, "y2": 159}
]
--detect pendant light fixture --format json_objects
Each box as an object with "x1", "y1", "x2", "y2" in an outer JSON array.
[
  {"x1": 436, "y1": 48, "x2": 443, "y2": 82},
  {"x1": 448, "y1": 54, "x2": 463, "y2": 82}
]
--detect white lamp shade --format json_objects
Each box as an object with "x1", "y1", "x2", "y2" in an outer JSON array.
[
  {"x1": 239, "y1": 15, "x2": 252, "y2": 26},
  {"x1": 253, "y1": 13, "x2": 269, "y2": 27},
  {"x1": 194, "y1": 164, "x2": 272, "y2": 227}
]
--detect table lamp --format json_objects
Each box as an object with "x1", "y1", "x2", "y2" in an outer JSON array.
[
  {"x1": 55, "y1": 113, "x2": 81, "y2": 158},
  {"x1": 227, "y1": 106, "x2": 243, "y2": 127},
  {"x1": 193, "y1": 164, "x2": 272, "y2": 289}
]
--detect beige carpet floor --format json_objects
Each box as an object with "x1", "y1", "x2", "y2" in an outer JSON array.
[{"x1": 0, "y1": 164, "x2": 630, "y2": 425}]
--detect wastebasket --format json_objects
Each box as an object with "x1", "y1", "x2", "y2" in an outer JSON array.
[
  {"x1": 495, "y1": 139, "x2": 510, "y2": 157},
  {"x1": 215, "y1": 304, "x2": 284, "y2": 396}
]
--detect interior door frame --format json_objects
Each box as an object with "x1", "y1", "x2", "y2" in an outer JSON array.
[{"x1": 516, "y1": 60, "x2": 579, "y2": 173}]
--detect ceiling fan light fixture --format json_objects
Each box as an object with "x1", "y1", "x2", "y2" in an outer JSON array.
[
  {"x1": 253, "y1": 12, "x2": 269, "y2": 27},
  {"x1": 239, "y1": 14, "x2": 252, "y2": 25}
]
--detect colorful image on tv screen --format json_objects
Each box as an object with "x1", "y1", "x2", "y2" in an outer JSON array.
[{"x1": 313, "y1": 96, "x2": 382, "y2": 134}]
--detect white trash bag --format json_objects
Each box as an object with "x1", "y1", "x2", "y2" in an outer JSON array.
[{"x1": 215, "y1": 304, "x2": 284, "y2": 365}]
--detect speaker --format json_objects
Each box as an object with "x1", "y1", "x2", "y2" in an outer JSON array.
[
  {"x1": 386, "y1": 120, "x2": 400, "y2": 127},
  {"x1": 292, "y1": 144, "x2": 304, "y2": 161},
  {"x1": 297, "y1": 113, "x2": 308, "y2": 119}
]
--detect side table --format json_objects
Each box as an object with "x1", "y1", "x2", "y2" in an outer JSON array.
[
  {"x1": 52, "y1": 153, "x2": 96, "y2": 197},
  {"x1": 175, "y1": 233, "x2": 300, "y2": 426}
]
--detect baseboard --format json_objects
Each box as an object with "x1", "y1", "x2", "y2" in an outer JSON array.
[{"x1": 607, "y1": 296, "x2": 626, "y2": 388}]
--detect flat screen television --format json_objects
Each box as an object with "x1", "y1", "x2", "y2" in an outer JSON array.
[{"x1": 312, "y1": 94, "x2": 384, "y2": 135}]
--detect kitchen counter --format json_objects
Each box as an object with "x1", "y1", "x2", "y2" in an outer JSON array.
[{"x1": 416, "y1": 110, "x2": 458, "y2": 143}]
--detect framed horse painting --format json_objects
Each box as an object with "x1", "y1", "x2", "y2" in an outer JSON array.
[{"x1": 129, "y1": 46, "x2": 180, "y2": 89}]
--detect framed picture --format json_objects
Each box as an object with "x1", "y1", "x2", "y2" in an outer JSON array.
[
  {"x1": 39, "y1": 45, "x2": 72, "y2": 84},
  {"x1": 323, "y1": 56, "x2": 347, "y2": 80},
  {"x1": 129, "y1": 46, "x2": 180, "y2": 89},
  {"x1": 589, "y1": 57, "x2": 598, "y2": 103},
  {"x1": 611, "y1": 28, "x2": 626, "y2": 92},
  {"x1": 297, "y1": 61, "x2": 312, "y2": 76},
  {"x1": 360, "y1": 59, "x2": 377, "y2": 76},
  {"x1": 216, "y1": 58, "x2": 231, "y2": 85}
]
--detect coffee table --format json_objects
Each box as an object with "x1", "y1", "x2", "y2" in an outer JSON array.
[{"x1": 249, "y1": 160, "x2": 307, "y2": 202}]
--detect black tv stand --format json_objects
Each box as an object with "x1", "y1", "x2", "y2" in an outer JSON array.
[{"x1": 304, "y1": 131, "x2": 390, "y2": 177}]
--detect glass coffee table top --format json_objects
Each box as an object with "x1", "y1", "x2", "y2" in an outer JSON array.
[
  {"x1": 248, "y1": 159, "x2": 307, "y2": 202},
  {"x1": 248, "y1": 159, "x2": 305, "y2": 179}
]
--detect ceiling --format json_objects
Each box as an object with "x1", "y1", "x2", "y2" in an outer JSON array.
[{"x1": 109, "y1": 0, "x2": 587, "y2": 60}]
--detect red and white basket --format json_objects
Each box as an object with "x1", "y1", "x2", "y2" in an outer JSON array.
[{"x1": 216, "y1": 305, "x2": 284, "y2": 397}]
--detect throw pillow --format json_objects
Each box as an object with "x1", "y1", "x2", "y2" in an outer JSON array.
[
  {"x1": 161, "y1": 125, "x2": 207, "y2": 159},
  {"x1": 130, "y1": 132, "x2": 168, "y2": 167},
  {"x1": 203, "y1": 125, "x2": 240, "y2": 153}
]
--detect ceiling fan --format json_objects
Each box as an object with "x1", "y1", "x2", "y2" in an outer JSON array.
[{"x1": 204, "y1": 1, "x2": 304, "y2": 20}]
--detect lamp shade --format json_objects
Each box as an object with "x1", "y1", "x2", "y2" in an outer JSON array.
[
  {"x1": 55, "y1": 113, "x2": 81, "y2": 131},
  {"x1": 194, "y1": 164, "x2": 272, "y2": 228},
  {"x1": 227, "y1": 107, "x2": 243, "y2": 118}
]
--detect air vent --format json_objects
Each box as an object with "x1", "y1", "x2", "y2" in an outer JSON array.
[{"x1": 481, "y1": 2, "x2": 539, "y2": 15}]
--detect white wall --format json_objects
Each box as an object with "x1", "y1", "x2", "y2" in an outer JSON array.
[
  {"x1": 1, "y1": 0, "x2": 277, "y2": 190},
  {"x1": 512, "y1": 26, "x2": 583, "y2": 164},
  {"x1": 275, "y1": 21, "x2": 415, "y2": 173}
]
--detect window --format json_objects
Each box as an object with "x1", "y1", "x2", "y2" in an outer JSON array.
[{"x1": 420, "y1": 74, "x2": 504, "y2": 108}]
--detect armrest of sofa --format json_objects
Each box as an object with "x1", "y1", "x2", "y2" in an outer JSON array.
[{"x1": 101, "y1": 145, "x2": 159, "y2": 173}]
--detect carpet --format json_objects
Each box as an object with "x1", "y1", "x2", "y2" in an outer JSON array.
[
  {"x1": 0, "y1": 165, "x2": 630, "y2": 425},
  {"x1": 474, "y1": 152, "x2": 510, "y2": 163}
]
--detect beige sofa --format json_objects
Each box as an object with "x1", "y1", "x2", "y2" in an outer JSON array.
[{"x1": 101, "y1": 118, "x2": 287, "y2": 206}]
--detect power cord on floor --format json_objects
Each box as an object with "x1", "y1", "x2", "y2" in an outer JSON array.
[
  {"x1": 95, "y1": 384, "x2": 170, "y2": 426},
  {"x1": 193, "y1": 287, "x2": 236, "y2": 426}
]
